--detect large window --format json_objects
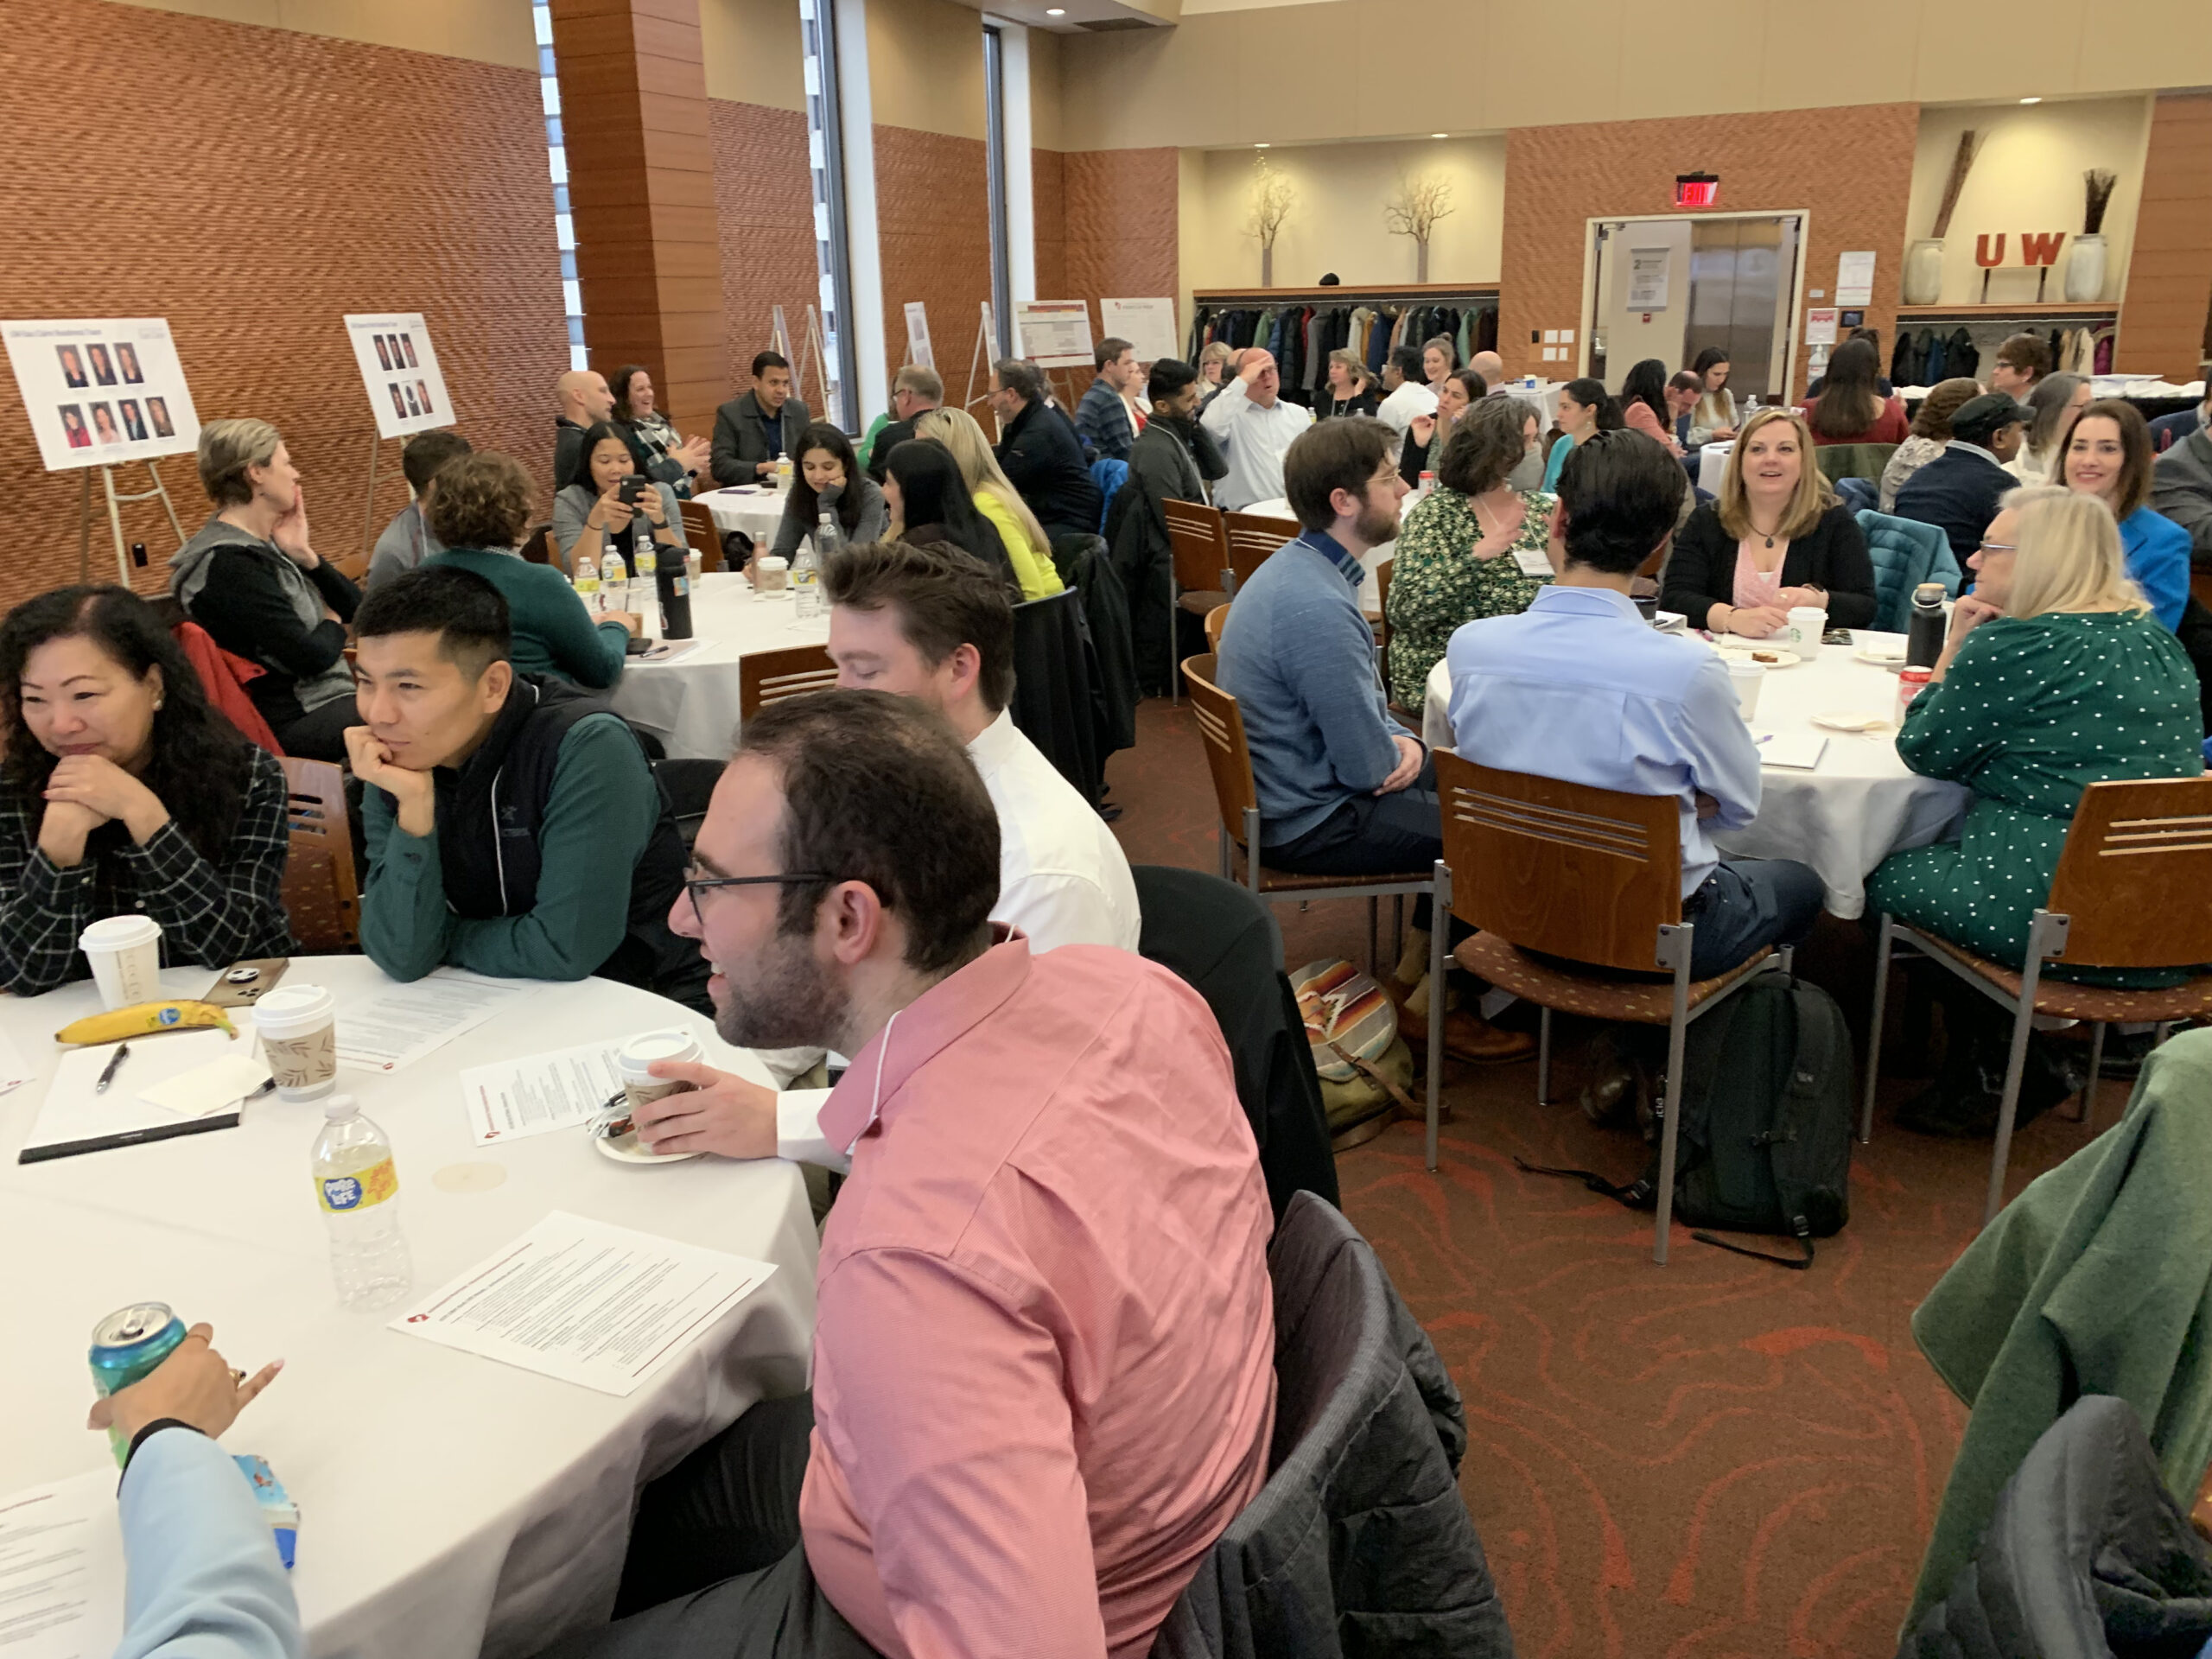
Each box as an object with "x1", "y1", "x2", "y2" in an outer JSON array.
[
  {"x1": 982, "y1": 26, "x2": 1013, "y2": 357},
  {"x1": 533, "y1": 2, "x2": 587, "y2": 372},
  {"x1": 800, "y1": 0, "x2": 859, "y2": 429}
]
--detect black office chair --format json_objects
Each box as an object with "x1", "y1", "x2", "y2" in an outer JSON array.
[{"x1": 652, "y1": 759, "x2": 726, "y2": 849}]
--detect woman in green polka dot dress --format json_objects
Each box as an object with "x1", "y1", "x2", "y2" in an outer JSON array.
[
  {"x1": 1384, "y1": 399, "x2": 1554, "y2": 709},
  {"x1": 1867, "y1": 487, "x2": 2205, "y2": 988}
]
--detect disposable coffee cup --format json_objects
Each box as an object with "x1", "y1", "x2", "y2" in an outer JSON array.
[
  {"x1": 1726, "y1": 660, "x2": 1767, "y2": 721},
  {"x1": 618, "y1": 1030, "x2": 704, "y2": 1116},
  {"x1": 756, "y1": 556, "x2": 789, "y2": 593},
  {"x1": 79, "y1": 915, "x2": 162, "y2": 1011},
  {"x1": 254, "y1": 984, "x2": 339, "y2": 1103},
  {"x1": 1786, "y1": 606, "x2": 1827, "y2": 661},
  {"x1": 686, "y1": 550, "x2": 703, "y2": 582},
  {"x1": 80, "y1": 914, "x2": 162, "y2": 1008}
]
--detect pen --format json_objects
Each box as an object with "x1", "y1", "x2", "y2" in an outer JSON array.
[{"x1": 94, "y1": 1042, "x2": 131, "y2": 1095}]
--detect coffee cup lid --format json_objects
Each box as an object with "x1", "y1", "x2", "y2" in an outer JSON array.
[
  {"x1": 254, "y1": 983, "x2": 336, "y2": 1033},
  {"x1": 1726, "y1": 659, "x2": 1767, "y2": 676},
  {"x1": 618, "y1": 1028, "x2": 703, "y2": 1077},
  {"x1": 80, "y1": 914, "x2": 160, "y2": 949},
  {"x1": 758, "y1": 556, "x2": 789, "y2": 570}
]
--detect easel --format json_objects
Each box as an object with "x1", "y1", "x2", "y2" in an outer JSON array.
[
  {"x1": 360, "y1": 433, "x2": 404, "y2": 561},
  {"x1": 78, "y1": 460, "x2": 187, "y2": 586},
  {"x1": 799, "y1": 304, "x2": 835, "y2": 428},
  {"x1": 963, "y1": 300, "x2": 998, "y2": 418}
]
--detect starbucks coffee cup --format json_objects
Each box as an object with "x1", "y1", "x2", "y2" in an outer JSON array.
[
  {"x1": 255, "y1": 984, "x2": 340, "y2": 1103},
  {"x1": 1726, "y1": 659, "x2": 1767, "y2": 721},
  {"x1": 618, "y1": 1030, "x2": 705, "y2": 1116},
  {"x1": 79, "y1": 915, "x2": 162, "y2": 1011},
  {"x1": 1786, "y1": 605, "x2": 1827, "y2": 661}
]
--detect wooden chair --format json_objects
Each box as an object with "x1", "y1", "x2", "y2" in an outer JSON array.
[
  {"x1": 738, "y1": 643, "x2": 839, "y2": 721},
  {"x1": 519, "y1": 523, "x2": 554, "y2": 567},
  {"x1": 1180, "y1": 650, "x2": 1435, "y2": 986},
  {"x1": 278, "y1": 757, "x2": 359, "y2": 952},
  {"x1": 1224, "y1": 510, "x2": 1298, "y2": 591},
  {"x1": 1373, "y1": 557, "x2": 1395, "y2": 691},
  {"x1": 1204, "y1": 602, "x2": 1230, "y2": 655},
  {"x1": 1163, "y1": 499, "x2": 1233, "y2": 703},
  {"x1": 678, "y1": 500, "x2": 725, "y2": 573},
  {"x1": 1864, "y1": 777, "x2": 2212, "y2": 1224},
  {"x1": 1428, "y1": 751, "x2": 1782, "y2": 1260}
]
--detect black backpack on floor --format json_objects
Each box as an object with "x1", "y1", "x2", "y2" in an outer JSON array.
[{"x1": 1522, "y1": 970, "x2": 1854, "y2": 1268}]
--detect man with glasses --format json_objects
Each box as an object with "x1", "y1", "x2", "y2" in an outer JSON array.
[
  {"x1": 580, "y1": 690, "x2": 1275, "y2": 1659},
  {"x1": 345, "y1": 566, "x2": 706, "y2": 1011},
  {"x1": 1216, "y1": 419, "x2": 1530, "y2": 1062}
]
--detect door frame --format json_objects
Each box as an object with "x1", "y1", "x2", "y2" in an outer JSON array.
[{"x1": 1579, "y1": 208, "x2": 1813, "y2": 402}]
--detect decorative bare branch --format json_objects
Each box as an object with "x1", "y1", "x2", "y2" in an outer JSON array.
[
  {"x1": 1929, "y1": 130, "x2": 1981, "y2": 239},
  {"x1": 1246, "y1": 156, "x2": 1295, "y2": 250},
  {"x1": 1382, "y1": 172, "x2": 1457, "y2": 249}
]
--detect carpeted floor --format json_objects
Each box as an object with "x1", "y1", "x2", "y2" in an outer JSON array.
[{"x1": 1103, "y1": 696, "x2": 2120, "y2": 1659}]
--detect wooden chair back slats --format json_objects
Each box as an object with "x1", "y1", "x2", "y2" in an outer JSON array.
[
  {"x1": 678, "y1": 501, "x2": 725, "y2": 572},
  {"x1": 1223, "y1": 512, "x2": 1299, "y2": 590},
  {"x1": 1164, "y1": 499, "x2": 1232, "y2": 594},
  {"x1": 1435, "y1": 751, "x2": 1682, "y2": 973},
  {"x1": 2046, "y1": 777, "x2": 2212, "y2": 967},
  {"x1": 279, "y1": 756, "x2": 359, "y2": 952},
  {"x1": 738, "y1": 645, "x2": 840, "y2": 720},
  {"x1": 1205, "y1": 604, "x2": 1230, "y2": 654},
  {"x1": 1179, "y1": 653, "x2": 1260, "y2": 845}
]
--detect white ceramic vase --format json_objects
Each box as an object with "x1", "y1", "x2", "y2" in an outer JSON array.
[
  {"x1": 2063, "y1": 234, "x2": 2107, "y2": 303},
  {"x1": 1902, "y1": 238, "x2": 1945, "y2": 306}
]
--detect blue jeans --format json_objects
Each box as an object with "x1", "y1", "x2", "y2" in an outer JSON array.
[
  {"x1": 1683, "y1": 857, "x2": 1826, "y2": 979},
  {"x1": 1262, "y1": 758, "x2": 1441, "y2": 931}
]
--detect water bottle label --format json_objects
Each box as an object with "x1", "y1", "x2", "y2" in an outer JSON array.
[{"x1": 319, "y1": 1157, "x2": 398, "y2": 1212}]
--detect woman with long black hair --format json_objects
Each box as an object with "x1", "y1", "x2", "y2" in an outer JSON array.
[
  {"x1": 0, "y1": 586, "x2": 291, "y2": 995},
  {"x1": 769, "y1": 422, "x2": 888, "y2": 562},
  {"x1": 1618, "y1": 358, "x2": 1681, "y2": 454},
  {"x1": 1802, "y1": 337, "x2": 1909, "y2": 446},
  {"x1": 1540, "y1": 378, "x2": 1624, "y2": 491},
  {"x1": 878, "y1": 440, "x2": 1020, "y2": 592}
]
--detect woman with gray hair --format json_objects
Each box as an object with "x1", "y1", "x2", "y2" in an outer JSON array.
[{"x1": 168, "y1": 418, "x2": 362, "y2": 760}]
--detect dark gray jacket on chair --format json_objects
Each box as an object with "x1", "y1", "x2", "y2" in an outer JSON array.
[{"x1": 1149, "y1": 1192, "x2": 1516, "y2": 1659}]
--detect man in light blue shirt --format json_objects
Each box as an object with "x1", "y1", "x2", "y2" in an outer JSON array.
[
  {"x1": 1219, "y1": 416, "x2": 1529, "y2": 1062},
  {"x1": 86, "y1": 1321, "x2": 298, "y2": 1659},
  {"x1": 1446, "y1": 429, "x2": 1822, "y2": 982}
]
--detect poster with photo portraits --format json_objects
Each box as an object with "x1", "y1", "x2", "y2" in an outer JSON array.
[
  {"x1": 2, "y1": 317, "x2": 201, "y2": 471},
  {"x1": 346, "y1": 313, "x2": 454, "y2": 439}
]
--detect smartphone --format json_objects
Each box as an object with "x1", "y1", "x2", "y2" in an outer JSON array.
[
  {"x1": 204, "y1": 958, "x2": 290, "y2": 1007},
  {"x1": 618, "y1": 475, "x2": 646, "y2": 505}
]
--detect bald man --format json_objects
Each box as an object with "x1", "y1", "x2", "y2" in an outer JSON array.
[
  {"x1": 1471, "y1": 351, "x2": 1508, "y2": 395},
  {"x1": 555, "y1": 370, "x2": 615, "y2": 485}
]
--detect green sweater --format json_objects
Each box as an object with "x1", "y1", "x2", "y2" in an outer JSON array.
[
  {"x1": 1906, "y1": 1029, "x2": 2212, "y2": 1627},
  {"x1": 423, "y1": 546, "x2": 629, "y2": 690},
  {"x1": 359, "y1": 713, "x2": 660, "y2": 982}
]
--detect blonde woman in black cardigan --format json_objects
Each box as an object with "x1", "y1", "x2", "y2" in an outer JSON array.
[{"x1": 1662, "y1": 406, "x2": 1878, "y2": 635}]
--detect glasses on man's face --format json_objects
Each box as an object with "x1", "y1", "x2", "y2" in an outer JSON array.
[{"x1": 683, "y1": 866, "x2": 832, "y2": 925}]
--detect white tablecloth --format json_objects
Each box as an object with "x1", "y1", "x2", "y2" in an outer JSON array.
[
  {"x1": 1697, "y1": 442, "x2": 1733, "y2": 495},
  {"x1": 0, "y1": 957, "x2": 817, "y2": 1659},
  {"x1": 695, "y1": 485, "x2": 790, "y2": 550},
  {"x1": 610, "y1": 573, "x2": 831, "y2": 760},
  {"x1": 1421, "y1": 629, "x2": 1972, "y2": 918}
]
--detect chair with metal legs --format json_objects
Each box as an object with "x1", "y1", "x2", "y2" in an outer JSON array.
[
  {"x1": 1861, "y1": 776, "x2": 2212, "y2": 1224},
  {"x1": 1163, "y1": 499, "x2": 1232, "y2": 705}
]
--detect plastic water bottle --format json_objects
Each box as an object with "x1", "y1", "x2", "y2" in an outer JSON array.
[
  {"x1": 632, "y1": 543, "x2": 658, "y2": 638},
  {"x1": 791, "y1": 540, "x2": 822, "y2": 620},
  {"x1": 311, "y1": 1095, "x2": 412, "y2": 1310},
  {"x1": 573, "y1": 554, "x2": 601, "y2": 613},
  {"x1": 601, "y1": 547, "x2": 628, "y2": 612}
]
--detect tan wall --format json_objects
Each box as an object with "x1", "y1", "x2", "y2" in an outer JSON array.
[
  {"x1": 1056, "y1": 0, "x2": 2212, "y2": 152},
  {"x1": 1180, "y1": 138, "x2": 1506, "y2": 294},
  {"x1": 1028, "y1": 26, "x2": 1065, "y2": 154},
  {"x1": 699, "y1": 0, "x2": 804, "y2": 111},
  {"x1": 866, "y1": 0, "x2": 985, "y2": 141},
  {"x1": 1904, "y1": 97, "x2": 2152, "y2": 307},
  {"x1": 109, "y1": 0, "x2": 536, "y2": 68}
]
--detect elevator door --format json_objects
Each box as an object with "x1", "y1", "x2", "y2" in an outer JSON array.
[{"x1": 1683, "y1": 216, "x2": 1800, "y2": 403}]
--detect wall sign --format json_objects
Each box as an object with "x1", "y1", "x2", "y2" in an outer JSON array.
[{"x1": 1626, "y1": 248, "x2": 1671, "y2": 311}]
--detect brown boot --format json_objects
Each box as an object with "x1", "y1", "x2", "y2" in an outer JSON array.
[{"x1": 1440, "y1": 1009, "x2": 1536, "y2": 1065}]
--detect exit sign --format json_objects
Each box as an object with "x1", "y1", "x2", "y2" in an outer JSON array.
[{"x1": 1675, "y1": 173, "x2": 1719, "y2": 208}]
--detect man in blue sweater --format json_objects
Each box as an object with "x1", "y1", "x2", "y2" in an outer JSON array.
[{"x1": 1216, "y1": 417, "x2": 1529, "y2": 1061}]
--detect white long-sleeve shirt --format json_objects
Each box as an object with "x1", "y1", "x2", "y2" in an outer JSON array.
[
  {"x1": 1200, "y1": 379, "x2": 1315, "y2": 512},
  {"x1": 1376, "y1": 379, "x2": 1438, "y2": 436},
  {"x1": 774, "y1": 709, "x2": 1142, "y2": 1169}
]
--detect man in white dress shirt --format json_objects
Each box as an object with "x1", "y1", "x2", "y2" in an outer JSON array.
[
  {"x1": 628, "y1": 537, "x2": 1141, "y2": 1166},
  {"x1": 1200, "y1": 347, "x2": 1314, "y2": 511},
  {"x1": 1375, "y1": 347, "x2": 1439, "y2": 437}
]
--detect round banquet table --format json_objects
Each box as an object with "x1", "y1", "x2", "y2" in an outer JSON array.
[
  {"x1": 1421, "y1": 628, "x2": 1973, "y2": 918},
  {"x1": 1698, "y1": 441, "x2": 1733, "y2": 494},
  {"x1": 0, "y1": 956, "x2": 817, "y2": 1659},
  {"x1": 695, "y1": 484, "x2": 790, "y2": 551},
  {"x1": 1244, "y1": 493, "x2": 1414, "y2": 617},
  {"x1": 610, "y1": 572, "x2": 830, "y2": 760}
]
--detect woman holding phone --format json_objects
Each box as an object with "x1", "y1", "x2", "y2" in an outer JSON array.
[{"x1": 551, "y1": 422, "x2": 684, "y2": 580}]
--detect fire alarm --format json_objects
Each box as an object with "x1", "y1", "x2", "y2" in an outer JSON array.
[{"x1": 1675, "y1": 172, "x2": 1719, "y2": 208}]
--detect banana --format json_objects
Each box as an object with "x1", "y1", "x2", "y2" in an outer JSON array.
[{"x1": 55, "y1": 1001, "x2": 236, "y2": 1046}]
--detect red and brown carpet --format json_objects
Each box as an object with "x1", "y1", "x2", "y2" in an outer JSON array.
[{"x1": 1104, "y1": 697, "x2": 2111, "y2": 1659}]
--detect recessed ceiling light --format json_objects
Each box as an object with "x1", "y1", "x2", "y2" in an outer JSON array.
[
  {"x1": 2019, "y1": 96, "x2": 2042, "y2": 104},
  {"x1": 1045, "y1": 7, "x2": 1064, "y2": 13},
  {"x1": 1254, "y1": 143, "x2": 1270, "y2": 149},
  {"x1": 1431, "y1": 132, "x2": 1447, "y2": 139}
]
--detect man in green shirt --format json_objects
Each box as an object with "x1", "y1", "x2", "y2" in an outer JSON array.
[{"x1": 345, "y1": 567, "x2": 707, "y2": 1010}]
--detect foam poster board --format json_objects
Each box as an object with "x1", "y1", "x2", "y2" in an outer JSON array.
[
  {"x1": 345, "y1": 315, "x2": 454, "y2": 439},
  {"x1": 3, "y1": 318, "x2": 200, "y2": 472}
]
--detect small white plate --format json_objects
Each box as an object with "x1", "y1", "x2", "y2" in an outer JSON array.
[
  {"x1": 1715, "y1": 645, "x2": 1802, "y2": 671},
  {"x1": 1812, "y1": 710, "x2": 1891, "y2": 733},
  {"x1": 594, "y1": 1128, "x2": 700, "y2": 1165},
  {"x1": 1853, "y1": 647, "x2": 1908, "y2": 671}
]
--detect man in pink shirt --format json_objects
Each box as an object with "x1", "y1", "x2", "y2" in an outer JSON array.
[{"x1": 582, "y1": 690, "x2": 1277, "y2": 1659}]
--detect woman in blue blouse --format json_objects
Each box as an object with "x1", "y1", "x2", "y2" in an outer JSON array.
[{"x1": 2061, "y1": 398, "x2": 2190, "y2": 632}]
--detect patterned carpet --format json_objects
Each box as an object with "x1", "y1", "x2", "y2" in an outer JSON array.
[{"x1": 1103, "y1": 696, "x2": 2113, "y2": 1659}]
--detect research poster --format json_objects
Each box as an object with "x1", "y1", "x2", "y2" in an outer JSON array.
[
  {"x1": 1014, "y1": 300, "x2": 1095, "y2": 370},
  {"x1": 1099, "y1": 298, "x2": 1180, "y2": 365},
  {"x1": 903, "y1": 302, "x2": 933, "y2": 372},
  {"x1": 345, "y1": 314, "x2": 454, "y2": 440},
  {"x1": 2, "y1": 317, "x2": 200, "y2": 472}
]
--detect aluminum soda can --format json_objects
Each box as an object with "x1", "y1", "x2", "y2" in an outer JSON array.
[{"x1": 90, "y1": 1302, "x2": 188, "y2": 1464}]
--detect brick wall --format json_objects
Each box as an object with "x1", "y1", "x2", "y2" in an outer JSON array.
[
  {"x1": 0, "y1": 0, "x2": 566, "y2": 608},
  {"x1": 709, "y1": 99, "x2": 822, "y2": 400},
  {"x1": 1033, "y1": 149, "x2": 1068, "y2": 309},
  {"x1": 1064, "y1": 148, "x2": 1180, "y2": 350},
  {"x1": 874, "y1": 125, "x2": 991, "y2": 400},
  {"x1": 1501, "y1": 105, "x2": 1920, "y2": 388}
]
